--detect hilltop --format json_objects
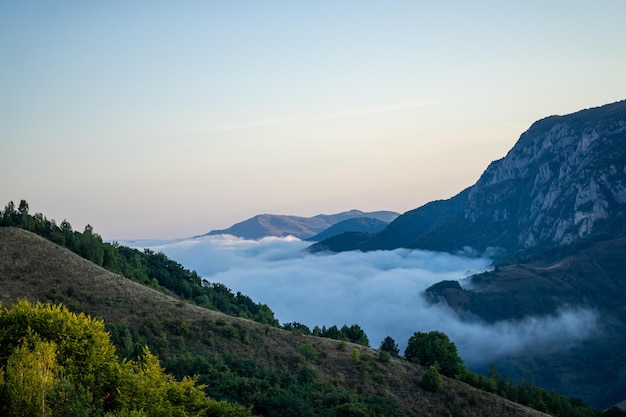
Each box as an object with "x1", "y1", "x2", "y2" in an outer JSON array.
[{"x1": 0, "y1": 226, "x2": 552, "y2": 417}]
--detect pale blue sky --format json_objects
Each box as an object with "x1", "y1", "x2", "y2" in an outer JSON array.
[{"x1": 2, "y1": 1, "x2": 625, "y2": 239}]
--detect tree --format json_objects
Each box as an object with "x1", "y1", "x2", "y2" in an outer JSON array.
[
  {"x1": 0, "y1": 301, "x2": 254, "y2": 417},
  {"x1": 2, "y1": 200, "x2": 17, "y2": 226},
  {"x1": 4, "y1": 338, "x2": 58, "y2": 417},
  {"x1": 379, "y1": 336, "x2": 399, "y2": 357},
  {"x1": 341, "y1": 324, "x2": 369, "y2": 346},
  {"x1": 404, "y1": 331, "x2": 465, "y2": 378},
  {"x1": 0, "y1": 301, "x2": 121, "y2": 412},
  {"x1": 421, "y1": 365, "x2": 443, "y2": 392}
]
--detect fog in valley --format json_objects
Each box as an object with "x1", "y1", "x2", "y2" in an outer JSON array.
[{"x1": 126, "y1": 235, "x2": 598, "y2": 366}]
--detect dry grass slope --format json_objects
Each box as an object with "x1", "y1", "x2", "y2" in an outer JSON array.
[{"x1": 0, "y1": 227, "x2": 550, "y2": 417}]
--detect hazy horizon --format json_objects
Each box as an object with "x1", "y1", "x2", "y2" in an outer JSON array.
[{"x1": 3, "y1": 2, "x2": 626, "y2": 239}]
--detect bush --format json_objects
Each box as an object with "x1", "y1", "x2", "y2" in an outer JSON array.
[
  {"x1": 405, "y1": 331, "x2": 465, "y2": 378},
  {"x1": 421, "y1": 365, "x2": 443, "y2": 392},
  {"x1": 297, "y1": 343, "x2": 318, "y2": 362}
]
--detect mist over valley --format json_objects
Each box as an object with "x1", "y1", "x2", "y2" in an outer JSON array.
[{"x1": 126, "y1": 235, "x2": 599, "y2": 367}]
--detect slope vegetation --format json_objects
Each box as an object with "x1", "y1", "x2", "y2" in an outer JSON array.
[
  {"x1": 426, "y1": 237, "x2": 626, "y2": 408},
  {"x1": 0, "y1": 227, "x2": 550, "y2": 417}
]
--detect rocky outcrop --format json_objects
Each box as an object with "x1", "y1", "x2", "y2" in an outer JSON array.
[
  {"x1": 313, "y1": 99, "x2": 626, "y2": 256},
  {"x1": 465, "y1": 100, "x2": 626, "y2": 250}
]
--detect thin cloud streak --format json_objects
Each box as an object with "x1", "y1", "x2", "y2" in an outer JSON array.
[
  {"x1": 324, "y1": 100, "x2": 448, "y2": 119},
  {"x1": 199, "y1": 99, "x2": 448, "y2": 134},
  {"x1": 126, "y1": 235, "x2": 599, "y2": 366}
]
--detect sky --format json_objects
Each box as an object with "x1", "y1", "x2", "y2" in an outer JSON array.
[
  {"x1": 2, "y1": 1, "x2": 626, "y2": 239},
  {"x1": 127, "y1": 235, "x2": 599, "y2": 366}
]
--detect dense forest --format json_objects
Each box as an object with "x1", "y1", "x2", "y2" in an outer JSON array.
[{"x1": 2, "y1": 200, "x2": 625, "y2": 417}]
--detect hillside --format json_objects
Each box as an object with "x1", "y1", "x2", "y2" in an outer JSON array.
[
  {"x1": 204, "y1": 209, "x2": 398, "y2": 240},
  {"x1": 425, "y1": 237, "x2": 626, "y2": 407},
  {"x1": 312, "y1": 99, "x2": 626, "y2": 257},
  {"x1": 306, "y1": 217, "x2": 389, "y2": 242},
  {"x1": 0, "y1": 227, "x2": 551, "y2": 417}
]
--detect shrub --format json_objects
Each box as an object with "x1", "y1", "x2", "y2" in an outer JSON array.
[{"x1": 421, "y1": 365, "x2": 443, "y2": 393}]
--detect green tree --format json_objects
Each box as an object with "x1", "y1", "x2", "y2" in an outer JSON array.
[
  {"x1": 0, "y1": 301, "x2": 254, "y2": 417},
  {"x1": 2, "y1": 200, "x2": 17, "y2": 226},
  {"x1": 297, "y1": 343, "x2": 318, "y2": 362},
  {"x1": 379, "y1": 336, "x2": 399, "y2": 357},
  {"x1": 404, "y1": 331, "x2": 465, "y2": 378},
  {"x1": 4, "y1": 338, "x2": 58, "y2": 417},
  {"x1": 17, "y1": 199, "x2": 34, "y2": 231},
  {"x1": 421, "y1": 365, "x2": 443, "y2": 392},
  {"x1": 0, "y1": 300, "x2": 120, "y2": 409},
  {"x1": 341, "y1": 324, "x2": 369, "y2": 346}
]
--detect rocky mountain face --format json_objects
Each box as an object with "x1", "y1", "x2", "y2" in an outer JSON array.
[
  {"x1": 313, "y1": 99, "x2": 626, "y2": 257},
  {"x1": 466, "y1": 99, "x2": 626, "y2": 252},
  {"x1": 203, "y1": 209, "x2": 398, "y2": 240}
]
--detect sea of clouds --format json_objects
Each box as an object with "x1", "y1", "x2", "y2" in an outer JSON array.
[{"x1": 125, "y1": 235, "x2": 598, "y2": 366}]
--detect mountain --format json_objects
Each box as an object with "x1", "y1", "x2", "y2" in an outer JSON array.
[
  {"x1": 425, "y1": 237, "x2": 626, "y2": 408},
  {"x1": 312, "y1": 99, "x2": 626, "y2": 257},
  {"x1": 203, "y1": 209, "x2": 399, "y2": 240},
  {"x1": 0, "y1": 227, "x2": 552, "y2": 417},
  {"x1": 307, "y1": 99, "x2": 626, "y2": 408},
  {"x1": 306, "y1": 217, "x2": 390, "y2": 241}
]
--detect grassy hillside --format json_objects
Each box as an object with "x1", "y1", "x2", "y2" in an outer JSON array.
[{"x1": 0, "y1": 227, "x2": 553, "y2": 417}]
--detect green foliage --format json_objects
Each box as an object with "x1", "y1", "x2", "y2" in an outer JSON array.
[
  {"x1": 4, "y1": 338, "x2": 57, "y2": 417},
  {"x1": 351, "y1": 349, "x2": 360, "y2": 364},
  {"x1": 461, "y1": 365, "x2": 607, "y2": 417},
  {"x1": 317, "y1": 324, "x2": 369, "y2": 346},
  {"x1": 421, "y1": 365, "x2": 443, "y2": 393},
  {"x1": 282, "y1": 322, "x2": 312, "y2": 335},
  {"x1": 379, "y1": 336, "x2": 399, "y2": 357},
  {"x1": 0, "y1": 300, "x2": 254, "y2": 417},
  {"x1": 0, "y1": 200, "x2": 279, "y2": 327},
  {"x1": 0, "y1": 300, "x2": 120, "y2": 408},
  {"x1": 404, "y1": 331, "x2": 465, "y2": 378},
  {"x1": 297, "y1": 343, "x2": 318, "y2": 362},
  {"x1": 166, "y1": 352, "x2": 403, "y2": 417}
]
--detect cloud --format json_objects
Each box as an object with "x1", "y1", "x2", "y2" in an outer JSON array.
[
  {"x1": 125, "y1": 235, "x2": 599, "y2": 366},
  {"x1": 324, "y1": 100, "x2": 447, "y2": 119}
]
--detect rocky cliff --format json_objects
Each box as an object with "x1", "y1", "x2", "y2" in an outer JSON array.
[
  {"x1": 467, "y1": 99, "x2": 626, "y2": 250},
  {"x1": 312, "y1": 99, "x2": 626, "y2": 257}
]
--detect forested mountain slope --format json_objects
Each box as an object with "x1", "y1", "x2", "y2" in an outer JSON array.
[{"x1": 426, "y1": 237, "x2": 626, "y2": 408}]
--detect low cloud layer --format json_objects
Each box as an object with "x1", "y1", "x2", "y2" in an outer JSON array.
[{"x1": 126, "y1": 235, "x2": 598, "y2": 366}]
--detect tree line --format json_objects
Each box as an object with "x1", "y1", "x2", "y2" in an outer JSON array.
[
  {"x1": 3, "y1": 199, "x2": 625, "y2": 417},
  {"x1": 0, "y1": 200, "x2": 278, "y2": 325}
]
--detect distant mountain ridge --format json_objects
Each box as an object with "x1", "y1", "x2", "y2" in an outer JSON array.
[
  {"x1": 312, "y1": 99, "x2": 626, "y2": 257},
  {"x1": 203, "y1": 209, "x2": 399, "y2": 240},
  {"x1": 306, "y1": 217, "x2": 390, "y2": 241}
]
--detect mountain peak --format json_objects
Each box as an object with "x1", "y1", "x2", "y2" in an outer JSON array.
[{"x1": 313, "y1": 99, "x2": 626, "y2": 257}]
